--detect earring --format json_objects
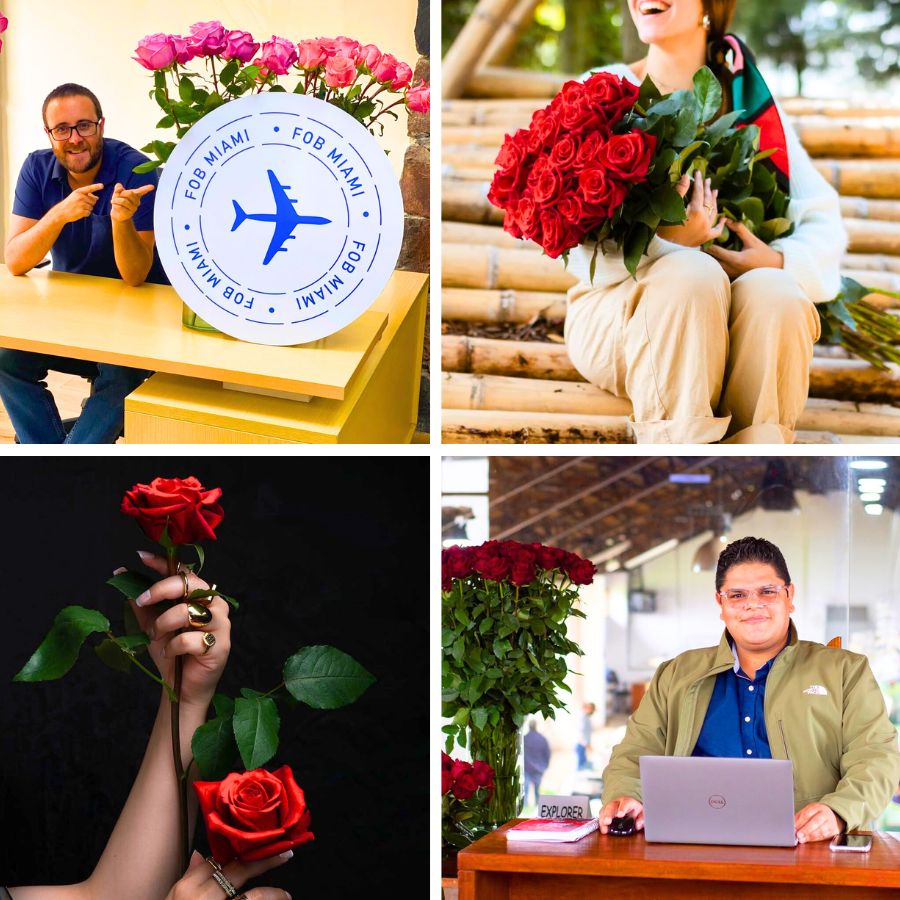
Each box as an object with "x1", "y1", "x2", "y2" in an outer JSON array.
[{"x1": 702, "y1": 13, "x2": 711, "y2": 29}]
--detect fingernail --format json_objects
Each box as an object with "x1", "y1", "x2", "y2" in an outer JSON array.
[
  {"x1": 112, "y1": 566, "x2": 127, "y2": 576},
  {"x1": 137, "y1": 550, "x2": 154, "y2": 562},
  {"x1": 279, "y1": 849, "x2": 294, "y2": 859},
  {"x1": 135, "y1": 590, "x2": 150, "y2": 607}
]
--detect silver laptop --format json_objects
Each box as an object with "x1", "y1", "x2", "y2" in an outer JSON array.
[{"x1": 639, "y1": 756, "x2": 797, "y2": 847}]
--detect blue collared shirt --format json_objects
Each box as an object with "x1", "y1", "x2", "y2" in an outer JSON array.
[
  {"x1": 692, "y1": 639, "x2": 785, "y2": 759},
  {"x1": 12, "y1": 137, "x2": 168, "y2": 284}
]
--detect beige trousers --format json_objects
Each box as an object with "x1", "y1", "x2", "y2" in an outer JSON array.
[{"x1": 564, "y1": 249, "x2": 821, "y2": 444}]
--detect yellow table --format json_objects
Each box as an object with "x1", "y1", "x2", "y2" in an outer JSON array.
[{"x1": 0, "y1": 265, "x2": 428, "y2": 443}]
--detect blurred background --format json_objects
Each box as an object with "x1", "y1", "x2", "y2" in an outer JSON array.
[
  {"x1": 442, "y1": 454, "x2": 900, "y2": 830},
  {"x1": 443, "y1": 0, "x2": 900, "y2": 99}
]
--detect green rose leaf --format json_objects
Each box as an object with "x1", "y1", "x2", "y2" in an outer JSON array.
[
  {"x1": 283, "y1": 645, "x2": 376, "y2": 709},
  {"x1": 650, "y1": 183, "x2": 687, "y2": 223},
  {"x1": 233, "y1": 695, "x2": 280, "y2": 770},
  {"x1": 213, "y1": 693, "x2": 235, "y2": 718},
  {"x1": 219, "y1": 59, "x2": 239, "y2": 87},
  {"x1": 14, "y1": 606, "x2": 110, "y2": 682},
  {"x1": 693, "y1": 67, "x2": 722, "y2": 124},
  {"x1": 194, "y1": 712, "x2": 242, "y2": 780},
  {"x1": 133, "y1": 160, "x2": 162, "y2": 174},
  {"x1": 107, "y1": 570, "x2": 155, "y2": 600},
  {"x1": 178, "y1": 76, "x2": 194, "y2": 103},
  {"x1": 94, "y1": 638, "x2": 133, "y2": 673}
]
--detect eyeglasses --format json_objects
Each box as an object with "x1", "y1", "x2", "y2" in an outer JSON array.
[
  {"x1": 46, "y1": 119, "x2": 102, "y2": 141},
  {"x1": 717, "y1": 585, "x2": 789, "y2": 608}
]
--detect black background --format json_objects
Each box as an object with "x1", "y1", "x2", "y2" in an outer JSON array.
[{"x1": 0, "y1": 457, "x2": 428, "y2": 894}]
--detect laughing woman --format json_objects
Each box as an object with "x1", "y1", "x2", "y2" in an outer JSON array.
[{"x1": 563, "y1": 0, "x2": 846, "y2": 443}]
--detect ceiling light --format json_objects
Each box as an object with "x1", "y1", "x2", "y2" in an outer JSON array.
[
  {"x1": 624, "y1": 538, "x2": 679, "y2": 570},
  {"x1": 849, "y1": 460, "x2": 888, "y2": 471},
  {"x1": 859, "y1": 492, "x2": 882, "y2": 502},
  {"x1": 857, "y1": 478, "x2": 886, "y2": 491},
  {"x1": 591, "y1": 540, "x2": 632, "y2": 565},
  {"x1": 864, "y1": 504, "x2": 884, "y2": 516},
  {"x1": 605, "y1": 560, "x2": 621, "y2": 573}
]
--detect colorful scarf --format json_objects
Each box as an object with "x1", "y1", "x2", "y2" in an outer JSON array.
[{"x1": 720, "y1": 34, "x2": 790, "y2": 192}]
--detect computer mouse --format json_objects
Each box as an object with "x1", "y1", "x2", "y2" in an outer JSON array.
[{"x1": 609, "y1": 815, "x2": 636, "y2": 836}]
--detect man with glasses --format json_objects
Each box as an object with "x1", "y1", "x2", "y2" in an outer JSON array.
[
  {"x1": 1, "y1": 83, "x2": 164, "y2": 442},
  {"x1": 597, "y1": 536, "x2": 900, "y2": 843}
]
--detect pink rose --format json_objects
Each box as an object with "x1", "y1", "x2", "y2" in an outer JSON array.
[
  {"x1": 0, "y1": 13, "x2": 8, "y2": 33},
  {"x1": 371, "y1": 52, "x2": 398, "y2": 84},
  {"x1": 222, "y1": 29, "x2": 259, "y2": 63},
  {"x1": 132, "y1": 33, "x2": 177, "y2": 71},
  {"x1": 250, "y1": 57, "x2": 271, "y2": 81},
  {"x1": 170, "y1": 35, "x2": 199, "y2": 65},
  {"x1": 324, "y1": 54, "x2": 357, "y2": 88},
  {"x1": 391, "y1": 62, "x2": 413, "y2": 90},
  {"x1": 187, "y1": 20, "x2": 227, "y2": 57},
  {"x1": 355, "y1": 43, "x2": 382, "y2": 70},
  {"x1": 332, "y1": 35, "x2": 361, "y2": 58},
  {"x1": 259, "y1": 35, "x2": 298, "y2": 75},
  {"x1": 406, "y1": 81, "x2": 430, "y2": 114},
  {"x1": 296, "y1": 38, "x2": 326, "y2": 70}
]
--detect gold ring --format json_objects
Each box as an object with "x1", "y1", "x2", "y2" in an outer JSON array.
[
  {"x1": 187, "y1": 602, "x2": 213, "y2": 628},
  {"x1": 205, "y1": 856, "x2": 223, "y2": 872},
  {"x1": 180, "y1": 569, "x2": 190, "y2": 599},
  {"x1": 201, "y1": 631, "x2": 217, "y2": 655},
  {"x1": 210, "y1": 868, "x2": 238, "y2": 898}
]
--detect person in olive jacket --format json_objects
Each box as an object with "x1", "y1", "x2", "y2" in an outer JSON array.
[{"x1": 599, "y1": 536, "x2": 900, "y2": 844}]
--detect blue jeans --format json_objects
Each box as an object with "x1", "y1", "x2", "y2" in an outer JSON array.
[{"x1": 0, "y1": 349, "x2": 151, "y2": 443}]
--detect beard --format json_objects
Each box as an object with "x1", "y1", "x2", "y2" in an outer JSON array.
[{"x1": 59, "y1": 138, "x2": 103, "y2": 174}]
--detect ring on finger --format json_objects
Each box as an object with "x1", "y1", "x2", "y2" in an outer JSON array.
[
  {"x1": 180, "y1": 569, "x2": 190, "y2": 599},
  {"x1": 202, "y1": 632, "x2": 217, "y2": 655},
  {"x1": 205, "y1": 856, "x2": 223, "y2": 873},
  {"x1": 195, "y1": 582, "x2": 217, "y2": 607},
  {"x1": 186, "y1": 601, "x2": 213, "y2": 628},
  {"x1": 210, "y1": 867, "x2": 238, "y2": 898}
]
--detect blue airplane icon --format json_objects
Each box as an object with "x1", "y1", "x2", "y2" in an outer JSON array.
[{"x1": 231, "y1": 169, "x2": 332, "y2": 266}]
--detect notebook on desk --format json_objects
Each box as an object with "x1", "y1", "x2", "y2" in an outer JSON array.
[{"x1": 639, "y1": 756, "x2": 798, "y2": 847}]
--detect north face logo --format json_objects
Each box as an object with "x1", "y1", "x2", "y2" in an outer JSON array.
[{"x1": 803, "y1": 684, "x2": 828, "y2": 696}]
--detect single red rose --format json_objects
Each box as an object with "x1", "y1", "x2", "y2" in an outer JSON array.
[
  {"x1": 583, "y1": 71, "x2": 640, "y2": 127},
  {"x1": 578, "y1": 166, "x2": 628, "y2": 219},
  {"x1": 526, "y1": 154, "x2": 553, "y2": 189},
  {"x1": 121, "y1": 476, "x2": 223, "y2": 545},
  {"x1": 194, "y1": 765, "x2": 314, "y2": 865},
  {"x1": 495, "y1": 130, "x2": 529, "y2": 170},
  {"x1": 550, "y1": 133, "x2": 579, "y2": 169},
  {"x1": 514, "y1": 195, "x2": 541, "y2": 239},
  {"x1": 559, "y1": 94, "x2": 598, "y2": 132},
  {"x1": 532, "y1": 166, "x2": 563, "y2": 208},
  {"x1": 474, "y1": 551, "x2": 511, "y2": 582},
  {"x1": 539, "y1": 208, "x2": 577, "y2": 259},
  {"x1": 487, "y1": 168, "x2": 520, "y2": 211},
  {"x1": 510, "y1": 558, "x2": 536, "y2": 586},
  {"x1": 452, "y1": 767, "x2": 479, "y2": 800},
  {"x1": 598, "y1": 130, "x2": 657, "y2": 183},
  {"x1": 527, "y1": 107, "x2": 561, "y2": 153},
  {"x1": 537, "y1": 545, "x2": 568, "y2": 571},
  {"x1": 558, "y1": 192, "x2": 586, "y2": 226},
  {"x1": 472, "y1": 760, "x2": 495, "y2": 793},
  {"x1": 564, "y1": 556, "x2": 597, "y2": 585},
  {"x1": 574, "y1": 130, "x2": 608, "y2": 170}
]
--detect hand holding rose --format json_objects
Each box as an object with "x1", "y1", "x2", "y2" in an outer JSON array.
[
  {"x1": 657, "y1": 170, "x2": 726, "y2": 247},
  {"x1": 164, "y1": 849, "x2": 293, "y2": 900}
]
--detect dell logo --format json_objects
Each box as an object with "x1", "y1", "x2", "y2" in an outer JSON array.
[{"x1": 708, "y1": 795, "x2": 727, "y2": 809}]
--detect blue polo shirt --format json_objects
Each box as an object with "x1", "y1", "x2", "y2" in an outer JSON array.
[
  {"x1": 692, "y1": 638, "x2": 786, "y2": 759},
  {"x1": 12, "y1": 137, "x2": 169, "y2": 284}
]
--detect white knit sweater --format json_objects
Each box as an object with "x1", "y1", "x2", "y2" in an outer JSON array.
[{"x1": 565, "y1": 63, "x2": 848, "y2": 303}]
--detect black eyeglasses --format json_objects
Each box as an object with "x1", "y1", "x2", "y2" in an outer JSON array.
[{"x1": 46, "y1": 119, "x2": 102, "y2": 141}]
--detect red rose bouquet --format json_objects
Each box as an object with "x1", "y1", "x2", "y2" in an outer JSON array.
[
  {"x1": 441, "y1": 752, "x2": 495, "y2": 858},
  {"x1": 488, "y1": 67, "x2": 774, "y2": 278},
  {"x1": 442, "y1": 539, "x2": 594, "y2": 826}
]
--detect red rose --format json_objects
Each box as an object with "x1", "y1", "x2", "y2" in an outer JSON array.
[
  {"x1": 121, "y1": 476, "x2": 223, "y2": 545},
  {"x1": 474, "y1": 552, "x2": 511, "y2": 582},
  {"x1": 441, "y1": 753, "x2": 454, "y2": 795},
  {"x1": 532, "y1": 166, "x2": 563, "y2": 208},
  {"x1": 472, "y1": 760, "x2": 495, "y2": 794},
  {"x1": 526, "y1": 154, "x2": 553, "y2": 190},
  {"x1": 495, "y1": 130, "x2": 529, "y2": 171},
  {"x1": 583, "y1": 71, "x2": 640, "y2": 127},
  {"x1": 514, "y1": 195, "x2": 541, "y2": 239},
  {"x1": 537, "y1": 545, "x2": 568, "y2": 571},
  {"x1": 574, "y1": 130, "x2": 607, "y2": 170},
  {"x1": 564, "y1": 555, "x2": 597, "y2": 585},
  {"x1": 550, "y1": 133, "x2": 579, "y2": 169},
  {"x1": 578, "y1": 166, "x2": 627, "y2": 220},
  {"x1": 558, "y1": 192, "x2": 585, "y2": 226},
  {"x1": 527, "y1": 107, "x2": 561, "y2": 152},
  {"x1": 194, "y1": 765, "x2": 314, "y2": 864},
  {"x1": 487, "y1": 169, "x2": 520, "y2": 212},
  {"x1": 598, "y1": 130, "x2": 657, "y2": 183},
  {"x1": 510, "y1": 558, "x2": 536, "y2": 586},
  {"x1": 559, "y1": 94, "x2": 598, "y2": 132},
  {"x1": 539, "y1": 208, "x2": 577, "y2": 259}
]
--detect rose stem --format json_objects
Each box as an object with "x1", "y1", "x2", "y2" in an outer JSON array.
[{"x1": 167, "y1": 547, "x2": 190, "y2": 873}]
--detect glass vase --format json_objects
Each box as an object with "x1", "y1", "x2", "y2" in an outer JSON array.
[
  {"x1": 181, "y1": 303, "x2": 220, "y2": 333},
  {"x1": 469, "y1": 726, "x2": 524, "y2": 828}
]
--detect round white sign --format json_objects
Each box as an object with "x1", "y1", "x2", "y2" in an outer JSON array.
[{"x1": 154, "y1": 92, "x2": 404, "y2": 345}]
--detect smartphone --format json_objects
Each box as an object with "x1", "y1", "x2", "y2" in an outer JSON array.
[{"x1": 829, "y1": 833, "x2": 873, "y2": 853}]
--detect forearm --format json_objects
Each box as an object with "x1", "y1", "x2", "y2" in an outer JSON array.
[
  {"x1": 5, "y1": 211, "x2": 65, "y2": 275},
  {"x1": 112, "y1": 220, "x2": 153, "y2": 287},
  {"x1": 84, "y1": 690, "x2": 210, "y2": 900}
]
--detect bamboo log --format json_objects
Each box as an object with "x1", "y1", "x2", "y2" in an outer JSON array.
[
  {"x1": 444, "y1": 126, "x2": 512, "y2": 148},
  {"x1": 791, "y1": 119, "x2": 900, "y2": 158},
  {"x1": 781, "y1": 99, "x2": 900, "y2": 118},
  {"x1": 442, "y1": 182, "x2": 504, "y2": 225},
  {"x1": 442, "y1": 148, "x2": 505, "y2": 168},
  {"x1": 442, "y1": 335, "x2": 900, "y2": 402},
  {"x1": 843, "y1": 253, "x2": 900, "y2": 273},
  {"x1": 442, "y1": 243, "x2": 576, "y2": 291},
  {"x1": 442, "y1": 98, "x2": 546, "y2": 127},
  {"x1": 443, "y1": 0, "x2": 522, "y2": 99},
  {"x1": 839, "y1": 197, "x2": 900, "y2": 221},
  {"x1": 813, "y1": 160, "x2": 900, "y2": 198},
  {"x1": 443, "y1": 373, "x2": 900, "y2": 436},
  {"x1": 442, "y1": 288, "x2": 567, "y2": 322},
  {"x1": 442, "y1": 408, "x2": 633, "y2": 443},
  {"x1": 442, "y1": 220, "x2": 534, "y2": 250},
  {"x1": 483, "y1": 0, "x2": 542, "y2": 66},
  {"x1": 844, "y1": 218, "x2": 900, "y2": 254},
  {"x1": 465, "y1": 65, "x2": 572, "y2": 99}
]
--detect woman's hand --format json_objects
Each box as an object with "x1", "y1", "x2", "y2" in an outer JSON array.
[
  {"x1": 704, "y1": 218, "x2": 785, "y2": 277},
  {"x1": 656, "y1": 170, "x2": 726, "y2": 247},
  {"x1": 126, "y1": 551, "x2": 232, "y2": 711},
  {"x1": 166, "y1": 850, "x2": 293, "y2": 900}
]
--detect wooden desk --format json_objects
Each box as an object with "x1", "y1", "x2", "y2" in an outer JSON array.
[
  {"x1": 457, "y1": 822, "x2": 900, "y2": 899},
  {"x1": 0, "y1": 265, "x2": 428, "y2": 442}
]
